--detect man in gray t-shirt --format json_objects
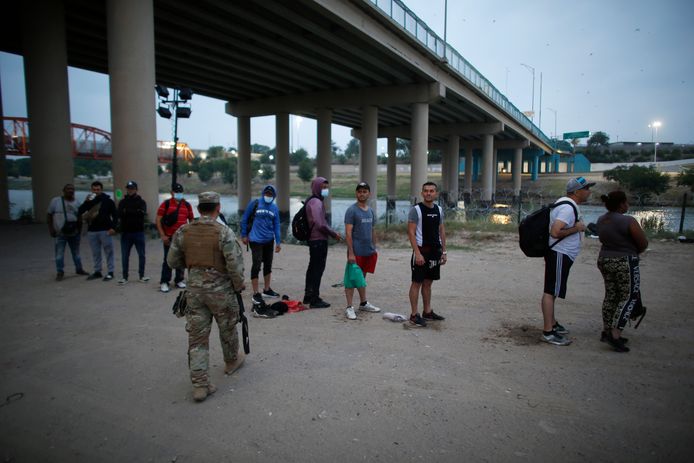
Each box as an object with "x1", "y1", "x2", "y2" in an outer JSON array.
[
  {"x1": 46, "y1": 183, "x2": 88, "y2": 280},
  {"x1": 342, "y1": 182, "x2": 381, "y2": 320}
]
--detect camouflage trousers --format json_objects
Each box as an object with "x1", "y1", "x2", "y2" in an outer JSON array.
[
  {"x1": 185, "y1": 290, "x2": 240, "y2": 387},
  {"x1": 597, "y1": 256, "x2": 642, "y2": 331}
]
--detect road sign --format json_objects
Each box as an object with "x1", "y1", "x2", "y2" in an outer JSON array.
[{"x1": 563, "y1": 131, "x2": 589, "y2": 140}]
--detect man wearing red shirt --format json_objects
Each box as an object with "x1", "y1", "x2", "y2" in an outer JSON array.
[{"x1": 156, "y1": 183, "x2": 194, "y2": 292}]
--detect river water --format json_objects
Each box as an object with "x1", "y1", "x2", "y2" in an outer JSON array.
[{"x1": 8, "y1": 189, "x2": 693, "y2": 232}]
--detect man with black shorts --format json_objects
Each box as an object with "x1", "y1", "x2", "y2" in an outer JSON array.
[
  {"x1": 407, "y1": 182, "x2": 447, "y2": 327},
  {"x1": 541, "y1": 176, "x2": 593, "y2": 345}
]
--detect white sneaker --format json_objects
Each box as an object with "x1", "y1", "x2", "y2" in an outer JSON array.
[
  {"x1": 160, "y1": 283, "x2": 170, "y2": 293},
  {"x1": 139, "y1": 276, "x2": 150, "y2": 283},
  {"x1": 359, "y1": 301, "x2": 381, "y2": 313},
  {"x1": 117, "y1": 278, "x2": 127, "y2": 285},
  {"x1": 176, "y1": 281, "x2": 187, "y2": 289},
  {"x1": 345, "y1": 306, "x2": 357, "y2": 320}
]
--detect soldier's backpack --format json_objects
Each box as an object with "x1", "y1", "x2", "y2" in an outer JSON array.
[
  {"x1": 518, "y1": 200, "x2": 578, "y2": 257},
  {"x1": 291, "y1": 195, "x2": 318, "y2": 241}
]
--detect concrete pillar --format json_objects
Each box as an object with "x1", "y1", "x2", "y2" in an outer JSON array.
[
  {"x1": 472, "y1": 152, "x2": 480, "y2": 182},
  {"x1": 464, "y1": 147, "x2": 472, "y2": 203},
  {"x1": 0, "y1": 76, "x2": 9, "y2": 220},
  {"x1": 107, "y1": 0, "x2": 158, "y2": 221},
  {"x1": 275, "y1": 113, "x2": 290, "y2": 228},
  {"x1": 446, "y1": 135, "x2": 459, "y2": 207},
  {"x1": 553, "y1": 155, "x2": 559, "y2": 173},
  {"x1": 360, "y1": 106, "x2": 378, "y2": 214},
  {"x1": 237, "y1": 116, "x2": 251, "y2": 215},
  {"x1": 531, "y1": 154, "x2": 539, "y2": 181},
  {"x1": 440, "y1": 146, "x2": 448, "y2": 198},
  {"x1": 492, "y1": 148, "x2": 498, "y2": 202},
  {"x1": 410, "y1": 103, "x2": 428, "y2": 204},
  {"x1": 316, "y1": 108, "x2": 332, "y2": 220},
  {"x1": 22, "y1": 0, "x2": 73, "y2": 222},
  {"x1": 480, "y1": 134, "x2": 494, "y2": 203},
  {"x1": 512, "y1": 147, "x2": 523, "y2": 199}
]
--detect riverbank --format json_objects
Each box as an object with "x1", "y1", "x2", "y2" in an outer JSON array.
[{"x1": 0, "y1": 223, "x2": 692, "y2": 461}]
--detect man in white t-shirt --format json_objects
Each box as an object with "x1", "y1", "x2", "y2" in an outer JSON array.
[
  {"x1": 47, "y1": 184, "x2": 88, "y2": 281},
  {"x1": 540, "y1": 177, "x2": 594, "y2": 346}
]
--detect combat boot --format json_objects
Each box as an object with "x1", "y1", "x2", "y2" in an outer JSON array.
[
  {"x1": 225, "y1": 352, "x2": 245, "y2": 376},
  {"x1": 192, "y1": 384, "x2": 217, "y2": 402}
]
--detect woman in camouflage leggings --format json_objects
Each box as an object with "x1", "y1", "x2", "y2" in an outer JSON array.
[{"x1": 596, "y1": 191, "x2": 649, "y2": 352}]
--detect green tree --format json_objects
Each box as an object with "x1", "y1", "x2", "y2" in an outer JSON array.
[
  {"x1": 261, "y1": 164, "x2": 275, "y2": 180},
  {"x1": 207, "y1": 145, "x2": 226, "y2": 159},
  {"x1": 344, "y1": 138, "x2": 360, "y2": 160},
  {"x1": 677, "y1": 168, "x2": 694, "y2": 191},
  {"x1": 297, "y1": 158, "x2": 314, "y2": 184},
  {"x1": 219, "y1": 158, "x2": 237, "y2": 184},
  {"x1": 396, "y1": 138, "x2": 410, "y2": 162},
  {"x1": 251, "y1": 143, "x2": 271, "y2": 155},
  {"x1": 289, "y1": 148, "x2": 309, "y2": 165},
  {"x1": 603, "y1": 165, "x2": 670, "y2": 205},
  {"x1": 587, "y1": 131, "x2": 610, "y2": 148},
  {"x1": 197, "y1": 162, "x2": 214, "y2": 182},
  {"x1": 6, "y1": 160, "x2": 19, "y2": 178}
]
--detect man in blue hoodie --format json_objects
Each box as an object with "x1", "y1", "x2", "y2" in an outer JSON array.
[
  {"x1": 303, "y1": 177, "x2": 342, "y2": 308},
  {"x1": 241, "y1": 185, "x2": 282, "y2": 314}
]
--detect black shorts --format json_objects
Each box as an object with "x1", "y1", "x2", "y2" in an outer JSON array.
[
  {"x1": 544, "y1": 250, "x2": 574, "y2": 299},
  {"x1": 411, "y1": 245, "x2": 442, "y2": 283}
]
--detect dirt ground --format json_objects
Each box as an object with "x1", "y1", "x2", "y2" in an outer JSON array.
[{"x1": 0, "y1": 223, "x2": 692, "y2": 462}]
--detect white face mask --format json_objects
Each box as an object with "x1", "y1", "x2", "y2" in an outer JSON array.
[
  {"x1": 321, "y1": 189, "x2": 329, "y2": 198},
  {"x1": 173, "y1": 193, "x2": 183, "y2": 200},
  {"x1": 263, "y1": 196, "x2": 273, "y2": 204}
]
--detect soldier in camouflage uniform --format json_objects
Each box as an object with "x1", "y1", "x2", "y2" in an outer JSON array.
[{"x1": 167, "y1": 191, "x2": 246, "y2": 402}]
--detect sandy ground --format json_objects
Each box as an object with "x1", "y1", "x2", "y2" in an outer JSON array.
[{"x1": 0, "y1": 223, "x2": 692, "y2": 462}]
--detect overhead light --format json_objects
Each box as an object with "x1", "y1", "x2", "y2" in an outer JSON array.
[
  {"x1": 155, "y1": 84, "x2": 169, "y2": 98},
  {"x1": 157, "y1": 106, "x2": 172, "y2": 119},
  {"x1": 176, "y1": 107, "x2": 191, "y2": 118},
  {"x1": 178, "y1": 88, "x2": 193, "y2": 100}
]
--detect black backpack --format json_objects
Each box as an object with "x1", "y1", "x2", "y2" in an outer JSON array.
[
  {"x1": 246, "y1": 199, "x2": 259, "y2": 234},
  {"x1": 291, "y1": 195, "x2": 318, "y2": 241},
  {"x1": 518, "y1": 200, "x2": 578, "y2": 257}
]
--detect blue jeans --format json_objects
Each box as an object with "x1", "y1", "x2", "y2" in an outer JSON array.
[
  {"x1": 55, "y1": 234, "x2": 83, "y2": 273},
  {"x1": 121, "y1": 231, "x2": 146, "y2": 279},
  {"x1": 160, "y1": 243, "x2": 184, "y2": 285},
  {"x1": 87, "y1": 231, "x2": 115, "y2": 274}
]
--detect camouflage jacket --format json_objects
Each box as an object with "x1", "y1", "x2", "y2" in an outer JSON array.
[{"x1": 167, "y1": 215, "x2": 245, "y2": 293}]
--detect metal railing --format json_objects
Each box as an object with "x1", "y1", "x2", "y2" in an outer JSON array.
[{"x1": 368, "y1": 0, "x2": 552, "y2": 147}]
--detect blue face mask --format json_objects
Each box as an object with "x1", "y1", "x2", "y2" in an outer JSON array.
[
  {"x1": 321, "y1": 189, "x2": 329, "y2": 198},
  {"x1": 173, "y1": 193, "x2": 183, "y2": 200},
  {"x1": 263, "y1": 196, "x2": 273, "y2": 204}
]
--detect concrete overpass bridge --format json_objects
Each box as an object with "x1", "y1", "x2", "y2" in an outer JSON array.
[{"x1": 0, "y1": 0, "x2": 555, "y2": 222}]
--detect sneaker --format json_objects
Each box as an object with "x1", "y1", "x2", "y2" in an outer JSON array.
[
  {"x1": 345, "y1": 306, "x2": 357, "y2": 320},
  {"x1": 160, "y1": 283, "x2": 170, "y2": 293},
  {"x1": 600, "y1": 331, "x2": 629, "y2": 344},
  {"x1": 605, "y1": 332, "x2": 630, "y2": 352},
  {"x1": 553, "y1": 321, "x2": 569, "y2": 335},
  {"x1": 176, "y1": 281, "x2": 187, "y2": 289},
  {"x1": 103, "y1": 272, "x2": 114, "y2": 281},
  {"x1": 252, "y1": 293, "x2": 264, "y2": 305},
  {"x1": 117, "y1": 278, "x2": 128, "y2": 285},
  {"x1": 253, "y1": 306, "x2": 277, "y2": 318},
  {"x1": 86, "y1": 272, "x2": 103, "y2": 281},
  {"x1": 139, "y1": 276, "x2": 150, "y2": 283},
  {"x1": 409, "y1": 313, "x2": 427, "y2": 327},
  {"x1": 56, "y1": 272, "x2": 64, "y2": 281},
  {"x1": 76, "y1": 269, "x2": 88, "y2": 276},
  {"x1": 422, "y1": 311, "x2": 445, "y2": 321},
  {"x1": 310, "y1": 299, "x2": 331, "y2": 309},
  {"x1": 541, "y1": 330, "x2": 571, "y2": 346},
  {"x1": 262, "y1": 288, "x2": 280, "y2": 298},
  {"x1": 359, "y1": 301, "x2": 381, "y2": 313}
]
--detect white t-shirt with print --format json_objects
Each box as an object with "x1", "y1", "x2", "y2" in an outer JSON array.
[
  {"x1": 47, "y1": 196, "x2": 81, "y2": 231},
  {"x1": 548, "y1": 196, "x2": 582, "y2": 261}
]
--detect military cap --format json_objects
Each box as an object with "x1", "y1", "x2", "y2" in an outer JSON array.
[{"x1": 198, "y1": 191, "x2": 220, "y2": 204}]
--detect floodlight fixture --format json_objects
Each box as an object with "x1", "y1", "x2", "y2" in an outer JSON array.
[
  {"x1": 155, "y1": 84, "x2": 170, "y2": 99},
  {"x1": 176, "y1": 107, "x2": 191, "y2": 119},
  {"x1": 157, "y1": 106, "x2": 172, "y2": 119},
  {"x1": 178, "y1": 88, "x2": 193, "y2": 101}
]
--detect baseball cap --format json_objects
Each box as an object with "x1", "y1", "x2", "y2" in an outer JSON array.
[
  {"x1": 172, "y1": 183, "x2": 184, "y2": 193},
  {"x1": 198, "y1": 191, "x2": 220, "y2": 204},
  {"x1": 566, "y1": 176, "x2": 595, "y2": 193},
  {"x1": 355, "y1": 181, "x2": 370, "y2": 191},
  {"x1": 126, "y1": 180, "x2": 138, "y2": 189}
]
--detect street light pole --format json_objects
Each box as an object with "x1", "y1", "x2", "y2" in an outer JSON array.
[
  {"x1": 520, "y1": 63, "x2": 535, "y2": 122},
  {"x1": 547, "y1": 107, "x2": 557, "y2": 139},
  {"x1": 649, "y1": 121, "x2": 662, "y2": 164},
  {"x1": 156, "y1": 86, "x2": 192, "y2": 190}
]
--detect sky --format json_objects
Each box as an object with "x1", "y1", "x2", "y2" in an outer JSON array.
[{"x1": 1, "y1": 0, "x2": 693, "y2": 155}]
